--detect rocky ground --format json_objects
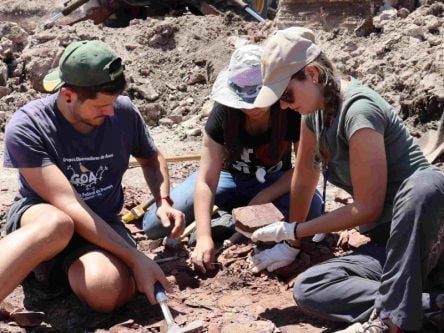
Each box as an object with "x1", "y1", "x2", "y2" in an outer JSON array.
[{"x1": 0, "y1": 0, "x2": 443, "y2": 332}]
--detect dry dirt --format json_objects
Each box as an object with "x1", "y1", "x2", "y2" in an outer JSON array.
[{"x1": 0, "y1": 0, "x2": 443, "y2": 332}]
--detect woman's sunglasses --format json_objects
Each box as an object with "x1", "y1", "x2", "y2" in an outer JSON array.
[{"x1": 279, "y1": 80, "x2": 295, "y2": 104}]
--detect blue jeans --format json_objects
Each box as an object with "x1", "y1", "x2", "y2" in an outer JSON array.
[{"x1": 143, "y1": 170, "x2": 323, "y2": 239}]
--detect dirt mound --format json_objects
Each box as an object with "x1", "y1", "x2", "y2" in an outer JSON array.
[
  {"x1": 0, "y1": 13, "x2": 273, "y2": 135},
  {"x1": 314, "y1": 2, "x2": 443, "y2": 132},
  {"x1": 1, "y1": 2, "x2": 442, "y2": 139}
]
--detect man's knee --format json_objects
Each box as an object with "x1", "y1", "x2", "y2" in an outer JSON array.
[
  {"x1": 21, "y1": 207, "x2": 74, "y2": 251},
  {"x1": 68, "y1": 251, "x2": 135, "y2": 312},
  {"x1": 43, "y1": 210, "x2": 74, "y2": 236}
]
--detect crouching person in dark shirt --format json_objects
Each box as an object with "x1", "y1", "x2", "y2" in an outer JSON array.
[{"x1": 0, "y1": 40, "x2": 185, "y2": 311}]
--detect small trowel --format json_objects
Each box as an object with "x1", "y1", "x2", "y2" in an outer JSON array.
[{"x1": 154, "y1": 283, "x2": 203, "y2": 333}]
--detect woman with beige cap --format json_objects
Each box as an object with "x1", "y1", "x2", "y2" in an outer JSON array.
[{"x1": 250, "y1": 27, "x2": 444, "y2": 332}]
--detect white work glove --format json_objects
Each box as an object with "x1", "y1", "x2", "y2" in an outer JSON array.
[
  {"x1": 251, "y1": 221, "x2": 326, "y2": 243},
  {"x1": 249, "y1": 242, "x2": 300, "y2": 273},
  {"x1": 312, "y1": 233, "x2": 326, "y2": 242},
  {"x1": 251, "y1": 221, "x2": 296, "y2": 243}
]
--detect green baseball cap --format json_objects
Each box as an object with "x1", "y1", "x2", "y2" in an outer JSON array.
[{"x1": 43, "y1": 40, "x2": 125, "y2": 93}]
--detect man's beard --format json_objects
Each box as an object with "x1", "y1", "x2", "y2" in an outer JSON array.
[{"x1": 79, "y1": 115, "x2": 107, "y2": 128}]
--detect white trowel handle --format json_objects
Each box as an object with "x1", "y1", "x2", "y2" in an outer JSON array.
[{"x1": 154, "y1": 282, "x2": 175, "y2": 326}]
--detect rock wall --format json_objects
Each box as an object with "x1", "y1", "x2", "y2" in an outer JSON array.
[{"x1": 276, "y1": 0, "x2": 385, "y2": 28}]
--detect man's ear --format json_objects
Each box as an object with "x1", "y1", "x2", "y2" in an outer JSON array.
[
  {"x1": 59, "y1": 86, "x2": 75, "y2": 103},
  {"x1": 305, "y1": 65, "x2": 320, "y2": 84}
]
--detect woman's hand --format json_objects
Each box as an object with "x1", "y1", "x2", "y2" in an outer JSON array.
[
  {"x1": 251, "y1": 221, "x2": 297, "y2": 242},
  {"x1": 249, "y1": 242, "x2": 300, "y2": 273},
  {"x1": 191, "y1": 235, "x2": 215, "y2": 273}
]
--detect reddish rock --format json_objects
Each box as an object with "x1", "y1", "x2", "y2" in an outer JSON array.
[
  {"x1": 11, "y1": 311, "x2": 44, "y2": 327},
  {"x1": 218, "y1": 291, "x2": 252, "y2": 307},
  {"x1": 233, "y1": 203, "x2": 284, "y2": 234},
  {"x1": 0, "y1": 87, "x2": 11, "y2": 99},
  {"x1": 187, "y1": 73, "x2": 206, "y2": 85},
  {"x1": 0, "y1": 323, "x2": 24, "y2": 333},
  {"x1": 137, "y1": 103, "x2": 164, "y2": 126},
  {"x1": 334, "y1": 189, "x2": 353, "y2": 205},
  {"x1": 109, "y1": 319, "x2": 140, "y2": 333},
  {"x1": 348, "y1": 229, "x2": 371, "y2": 249},
  {"x1": 125, "y1": 223, "x2": 143, "y2": 235},
  {"x1": 130, "y1": 79, "x2": 159, "y2": 101},
  {"x1": 208, "y1": 323, "x2": 222, "y2": 333},
  {"x1": 0, "y1": 301, "x2": 16, "y2": 319},
  {"x1": 221, "y1": 323, "x2": 256, "y2": 333},
  {"x1": 337, "y1": 229, "x2": 370, "y2": 250},
  {"x1": 138, "y1": 238, "x2": 163, "y2": 252}
]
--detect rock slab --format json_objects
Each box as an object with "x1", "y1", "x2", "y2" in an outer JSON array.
[{"x1": 233, "y1": 203, "x2": 284, "y2": 234}]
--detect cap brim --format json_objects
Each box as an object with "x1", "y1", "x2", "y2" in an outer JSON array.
[
  {"x1": 43, "y1": 69, "x2": 64, "y2": 93},
  {"x1": 211, "y1": 68, "x2": 257, "y2": 110},
  {"x1": 253, "y1": 77, "x2": 290, "y2": 108}
]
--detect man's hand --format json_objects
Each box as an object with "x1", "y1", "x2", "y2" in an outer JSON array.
[
  {"x1": 130, "y1": 252, "x2": 173, "y2": 304},
  {"x1": 251, "y1": 221, "x2": 296, "y2": 243},
  {"x1": 191, "y1": 235, "x2": 215, "y2": 273},
  {"x1": 156, "y1": 205, "x2": 185, "y2": 239},
  {"x1": 248, "y1": 242, "x2": 300, "y2": 273}
]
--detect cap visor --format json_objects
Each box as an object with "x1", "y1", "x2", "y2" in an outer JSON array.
[
  {"x1": 253, "y1": 78, "x2": 290, "y2": 108},
  {"x1": 43, "y1": 69, "x2": 64, "y2": 93},
  {"x1": 211, "y1": 68, "x2": 256, "y2": 110}
]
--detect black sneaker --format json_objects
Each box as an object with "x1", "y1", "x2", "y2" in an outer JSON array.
[
  {"x1": 335, "y1": 318, "x2": 390, "y2": 333},
  {"x1": 424, "y1": 293, "x2": 444, "y2": 330},
  {"x1": 335, "y1": 310, "x2": 395, "y2": 333}
]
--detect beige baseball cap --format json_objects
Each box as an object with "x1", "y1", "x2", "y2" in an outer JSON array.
[{"x1": 254, "y1": 27, "x2": 321, "y2": 108}]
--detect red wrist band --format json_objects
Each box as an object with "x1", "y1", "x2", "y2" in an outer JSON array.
[{"x1": 156, "y1": 195, "x2": 174, "y2": 206}]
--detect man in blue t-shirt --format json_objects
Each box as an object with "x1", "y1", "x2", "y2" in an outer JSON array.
[{"x1": 0, "y1": 40, "x2": 185, "y2": 311}]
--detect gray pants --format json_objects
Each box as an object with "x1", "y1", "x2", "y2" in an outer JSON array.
[{"x1": 293, "y1": 169, "x2": 444, "y2": 331}]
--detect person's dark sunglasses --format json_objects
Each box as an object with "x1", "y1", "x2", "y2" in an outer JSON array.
[{"x1": 280, "y1": 83, "x2": 294, "y2": 104}]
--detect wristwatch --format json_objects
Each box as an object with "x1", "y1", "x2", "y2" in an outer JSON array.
[{"x1": 155, "y1": 195, "x2": 174, "y2": 206}]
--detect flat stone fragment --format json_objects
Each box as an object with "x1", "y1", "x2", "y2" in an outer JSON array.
[
  {"x1": 221, "y1": 323, "x2": 256, "y2": 333},
  {"x1": 11, "y1": 311, "x2": 45, "y2": 327},
  {"x1": 233, "y1": 203, "x2": 284, "y2": 234},
  {"x1": 218, "y1": 290, "x2": 252, "y2": 307}
]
